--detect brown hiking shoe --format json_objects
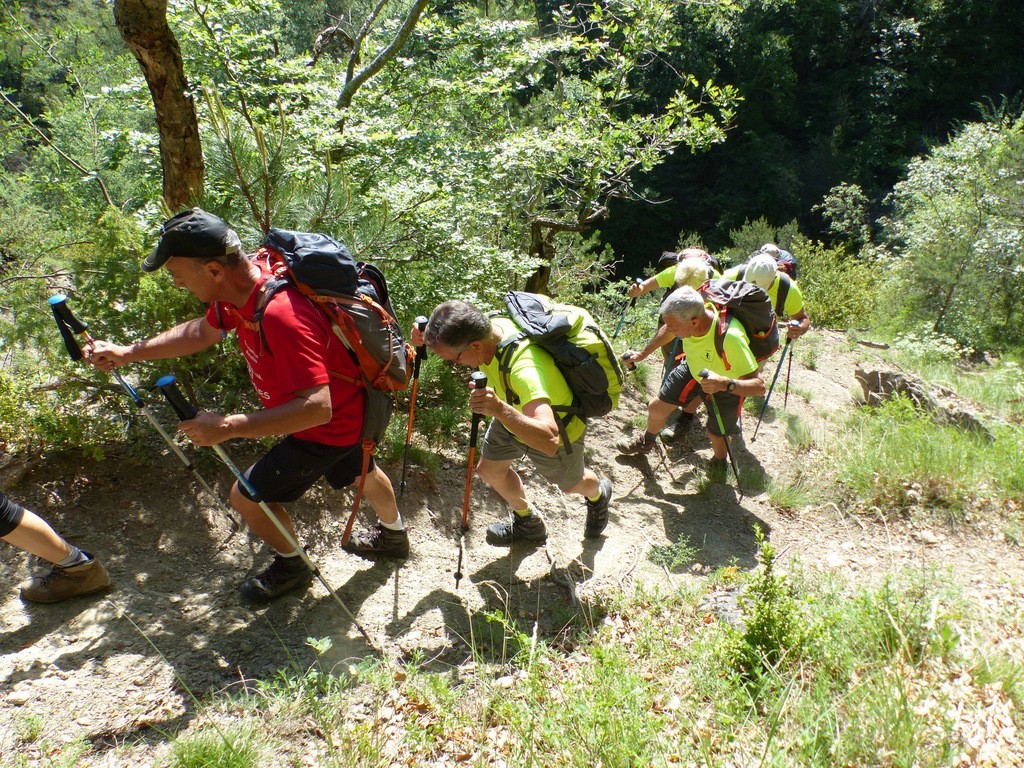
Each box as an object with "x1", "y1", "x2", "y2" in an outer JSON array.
[
  {"x1": 343, "y1": 524, "x2": 410, "y2": 560},
  {"x1": 20, "y1": 555, "x2": 111, "y2": 604},
  {"x1": 616, "y1": 431, "x2": 657, "y2": 456}
]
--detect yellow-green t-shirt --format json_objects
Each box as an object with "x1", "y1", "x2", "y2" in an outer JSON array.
[
  {"x1": 682, "y1": 306, "x2": 758, "y2": 378},
  {"x1": 721, "y1": 266, "x2": 804, "y2": 317},
  {"x1": 479, "y1": 317, "x2": 586, "y2": 444}
]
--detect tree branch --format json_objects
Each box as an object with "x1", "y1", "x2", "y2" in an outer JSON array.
[{"x1": 337, "y1": 0, "x2": 430, "y2": 110}]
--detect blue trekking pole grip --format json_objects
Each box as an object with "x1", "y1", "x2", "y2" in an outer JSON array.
[
  {"x1": 49, "y1": 294, "x2": 88, "y2": 361},
  {"x1": 156, "y1": 375, "x2": 199, "y2": 421}
]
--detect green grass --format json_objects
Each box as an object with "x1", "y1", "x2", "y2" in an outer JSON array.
[
  {"x1": 132, "y1": 558, "x2": 1024, "y2": 768},
  {"x1": 165, "y1": 725, "x2": 266, "y2": 768},
  {"x1": 14, "y1": 714, "x2": 43, "y2": 744},
  {"x1": 834, "y1": 395, "x2": 1024, "y2": 522},
  {"x1": 768, "y1": 478, "x2": 816, "y2": 510},
  {"x1": 784, "y1": 412, "x2": 816, "y2": 451}
]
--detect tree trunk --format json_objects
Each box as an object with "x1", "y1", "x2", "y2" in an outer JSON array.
[
  {"x1": 524, "y1": 221, "x2": 552, "y2": 295},
  {"x1": 114, "y1": 0, "x2": 204, "y2": 210}
]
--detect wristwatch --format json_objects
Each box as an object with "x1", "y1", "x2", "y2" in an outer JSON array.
[{"x1": 726, "y1": 380, "x2": 737, "y2": 392}]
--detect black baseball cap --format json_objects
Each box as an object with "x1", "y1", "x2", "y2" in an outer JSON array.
[{"x1": 142, "y1": 208, "x2": 241, "y2": 272}]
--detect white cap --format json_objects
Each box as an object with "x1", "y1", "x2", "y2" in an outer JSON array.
[
  {"x1": 760, "y1": 242, "x2": 781, "y2": 256},
  {"x1": 745, "y1": 254, "x2": 778, "y2": 290}
]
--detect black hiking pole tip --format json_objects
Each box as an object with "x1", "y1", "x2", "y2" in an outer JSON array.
[
  {"x1": 455, "y1": 371, "x2": 488, "y2": 589},
  {"x1": 698, "y1": 368, "x2": 743, "y2": 497},
  {"x1": 399, "y1": 316, "x2": 429, "y2": 497},
  {"x1": 751, "y1": 337, "x2": 791, "y2": 443}
]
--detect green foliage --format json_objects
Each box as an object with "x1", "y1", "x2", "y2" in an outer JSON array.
[
  {"x1": 798, "y1": 240, "x2": 879, "y2": 329},
  {"x1": 720, "y1": 216, "x2": 801, "y2": 269},
  {"x1": 835, "y1": 394, "x2": 1024, "y2": 519},
  {"x1": 814, "y1": 182, "x2": 872, "y2": 249},
  {"x1": 648, "y1": 534, "x2": 699, "y2": 571},
  {"x1": 879, "y1": 117, "x2": 1024, "y2": 350},
  {"x1": 723, "y1": 527, "x2": 807, "y2": 680},
  {"x1": 166, "y1": 725, "x2": 266, "y2": 768}
]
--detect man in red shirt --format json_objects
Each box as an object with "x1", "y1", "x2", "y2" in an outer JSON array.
[{"x1": 89, "y1": 209, "x2": 408, "y2": 603}]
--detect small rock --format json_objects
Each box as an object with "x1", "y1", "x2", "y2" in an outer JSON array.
[{"x1": 8, "y1": 690, "x2": 30, "y2": 706}]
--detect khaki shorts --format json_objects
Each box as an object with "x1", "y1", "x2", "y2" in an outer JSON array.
[{"x1": 481, "y1": 418, "x2": 586, "y2": 491}]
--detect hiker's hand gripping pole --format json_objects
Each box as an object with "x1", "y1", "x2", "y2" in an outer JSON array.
[
  {"x1": 156, "y1": 375, "x2": 378, "y2": 650},
  {"x1": 751, "y1": 337, "x2": 792, "y2": 443},
  {"x1": 48, "y1": 295, "x2": 232, "y2": 523},
  {"x1": 455, "y1": 372, "x2": 487, "y2": 589},
  {"x1": 612, "y1": 278, "x2": 644, "y2": 339},
  {"x1": 399, "y1": 316, "x2": 428, "y2": 497},
  {"x1": 698, "y1": 368, "x2": 743, "y2": 498}
]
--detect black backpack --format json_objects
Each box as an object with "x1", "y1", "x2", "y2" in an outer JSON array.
[
  {"x1": 699, "y1": 279, "x2": 780, "y2": 369},
  {"x1": 493, "y1": 292, "x2": 623, "y2": 451}
]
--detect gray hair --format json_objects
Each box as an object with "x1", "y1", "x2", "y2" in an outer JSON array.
[
  {"x1": 425, "y1": 300, "x2": 492, "y2": 348},
  {"x1": 660, "y1": 286, "x2": 706, "y2": 323}
]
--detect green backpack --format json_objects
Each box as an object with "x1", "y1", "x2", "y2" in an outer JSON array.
[{"x1": 494, "y1": 292, "x2": 623, "y2": 450}]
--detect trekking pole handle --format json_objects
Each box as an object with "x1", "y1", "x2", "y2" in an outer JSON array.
[
  {"x1": 621, "y1": 350, "x2": 638, "y2": 372},
  {"x1": 469, "y1": 372, "x2": 487, "y2": 441},
  {"x1": 414, "y1": 316, "x2": 428, "y2": 359},
  {"x1": 48, "y1": 294, "x2": 89, "y2": 334},
  {"x1": 155, "y1": 375, "x2": 199, "y2": 421},
  {"x1": 48, "y1": 294, "x2": 89, "y2": 361},
  {"x1": 629, "y1": 277, "x2": 643, "y2": 307},
  {"x1": 698, "y1": 368, "x2": 711, "y2": 379}
]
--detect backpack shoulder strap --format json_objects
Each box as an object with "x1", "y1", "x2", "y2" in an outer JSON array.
[{"x1": 775, "y1": 273, "x2": 792, "y2": 317}]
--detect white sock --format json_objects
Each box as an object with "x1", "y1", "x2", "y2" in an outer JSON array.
[
  {"x1": 379, "y1": 514, "x2": 404, "y2": 532},
  {"x1": 57, "y1": 546, "x2": 88, "y2": 568}
]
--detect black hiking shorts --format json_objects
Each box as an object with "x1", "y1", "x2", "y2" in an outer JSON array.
[
  {"x1": 239, "y1": 437, "x2": 371, "y2": 503},
  {"x1": 659, "y1": 363, "x2": 743, "y2": 437},
  {"x1": 0, "y1": 490, "x2": 26, "y2": 537}
]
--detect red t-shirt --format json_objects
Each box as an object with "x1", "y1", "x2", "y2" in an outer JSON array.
[{"x1": 205, "y1": 261, "x2": 364, "y2": 446}]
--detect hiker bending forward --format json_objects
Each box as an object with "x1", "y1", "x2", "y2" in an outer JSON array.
[
  {"x1": 414, "y1": 301, "x2": 613, "y2": 545},
  {"x1": 88, "y1": 209, "x2": 407, "y2": 604},
  {"x1": 617, "y1": 286, "x2": 766, "y2": 470}
]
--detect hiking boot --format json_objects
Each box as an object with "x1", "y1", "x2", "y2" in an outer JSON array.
[
  {"x1": 239, "y1": 553, "x2": 313, "y2": 604},
  {"x1": 342, "y1": 524, "x2": 410, "y2": 560},
  {"x1": 585, "y1": 478, "x2": 613, "y2": 539},
  {"x1": 486, "y1": 513, "x2": 547, "y2": 546},
  {"x1": 19, "y1": 554, "x2": 111, "y2": 604},
  {"x1": 661, "y1": 411, "x2": 695, "y2": 442},
  {"x1": 616, "y1": 431, "x2": 657, "y2": 456}
]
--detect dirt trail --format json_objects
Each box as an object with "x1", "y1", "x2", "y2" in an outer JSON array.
[{"x1": 1, "y1": 329, "x2": 1021, "y2": 763}]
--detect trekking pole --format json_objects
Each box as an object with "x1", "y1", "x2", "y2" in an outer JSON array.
[
  {"x1": 751, "y1": 338, "x2": 791, "y2": 443},
  {"x1": 399, "y1": 316, "x2": 428, "y2": 497},
  {"x1": 48, "y1": 295, "x2": 237, "y2": 529},
  {"x1": 698, "y1": 368, "x2": 743, "y2": 498},
  {"x1": 155, "y1": 375, "x2": 379, "y2": 650},
  {"x1": 612, "y1": 278, "x2": 644, "y2": 339},
  {"x1": 455, "y1": 371, "x2": 487, "y2": 589},
  {"x1": 783, "y1": 338, "x2": 795, "y2": 408}
]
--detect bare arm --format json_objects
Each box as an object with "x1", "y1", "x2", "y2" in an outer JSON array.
[
  {"x1": 787, "y1": 310, "x2": 810, "y2": 339},
  {"x1": 179, "y1": 384, "x2": 333, "y2": 447},
  {"x1": 623, "y1": 323, "x2": 674, "y2": 365},
  {"x1": 700, "y1": 370, "x2": 766, "y2": 397},
  {"x1": 470, "y1": 386, "x2": 561, "y2": 457},
  {"x1": 88, "y1": 317, "x2": 222, "y2": 371}
]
